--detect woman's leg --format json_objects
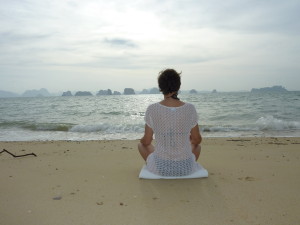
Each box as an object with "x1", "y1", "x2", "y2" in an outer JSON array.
[
  {"x1": 192, "y1": 144, "x2": 201, "y2": 161},
  {"x1": 138, "y1": 143, "x2": 154, "y2": 161}
]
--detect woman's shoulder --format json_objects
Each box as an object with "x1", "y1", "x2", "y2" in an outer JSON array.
[
  {"x1": 147, "y1": 102, "x2": 196, "y2": 110},
  {"x1": 146, "y1": 102, "x2": 160, "y2": 111},
  {"x1": 147, "y1": 102, "x2": 160, "y2": 108},
  {"x1": 183, "y1": 102, "x2": 197, "y2": 111},
  {"x1": 181, "y1": 102, "x2": 195, "y2": 108}
]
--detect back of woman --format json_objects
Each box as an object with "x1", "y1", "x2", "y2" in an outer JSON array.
[
  {"x1": 145, "y1": 102, "x2": 199, "y2": 176},
  {"x1": 138, "y1": 68, "x2": 202, "y2": 177}
]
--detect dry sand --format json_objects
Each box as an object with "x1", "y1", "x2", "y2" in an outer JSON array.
[{"x1": 1, "y1": 137, "x2": 299, "y2": 225}]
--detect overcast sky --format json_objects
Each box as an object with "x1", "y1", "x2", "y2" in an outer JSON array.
[{"x1": 0, "y1": 0, "x2": 299, "y2": 93}]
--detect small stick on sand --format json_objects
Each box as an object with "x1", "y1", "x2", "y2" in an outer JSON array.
[{"x1": 0, "y1": 149, "x2": 37, "y2": 158}]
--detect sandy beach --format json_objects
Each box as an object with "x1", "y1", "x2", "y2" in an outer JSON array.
[{"x1": 1, "y1": 137, "x2": 299, "y2": 225}]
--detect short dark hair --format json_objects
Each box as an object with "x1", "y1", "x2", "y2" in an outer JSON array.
[{"x1": 158, "y1": 69, "x2": 181, "y2": 95}]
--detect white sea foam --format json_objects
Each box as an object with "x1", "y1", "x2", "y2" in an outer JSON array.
[
  {"x1": 255, "y1": 116, "x2": 300, "y2": 131},
  {"x1": 70, "y1": 123, "x2": 144, "y2": 133}
]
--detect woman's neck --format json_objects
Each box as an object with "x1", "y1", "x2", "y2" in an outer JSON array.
[
  {"x1": 161, "y1": 93, "x2": 184, "y2": 107},
  {"x1": 164, "y1": 92, "x2": 179, "y2": 99},
  {"x1": 164, "y1": 95, "x2": 175, "y2": 100}
]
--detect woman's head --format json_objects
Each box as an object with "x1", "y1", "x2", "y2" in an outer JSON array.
[{"x1": 158, "y1": 69, "x2": 181, "y2": 96}]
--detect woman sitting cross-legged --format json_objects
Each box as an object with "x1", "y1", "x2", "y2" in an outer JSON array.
[{"x1": 138, "y1": 68, "x2": 202, "y2": 176}]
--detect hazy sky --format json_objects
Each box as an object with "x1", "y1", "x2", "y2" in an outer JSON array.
[{"x1": 1, "y1": 0, "x2": 300, "y2": 93}]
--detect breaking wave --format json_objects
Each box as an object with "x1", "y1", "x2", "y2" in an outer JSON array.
[
  {"x1": 1, "y1": 115, "x2": 298, "y2": 136},
  {"x1": 0, "y1": 121, "x2": 144, "y2": 133},
  {"x1": 201, "y1": 116, "x2": 300, "y2": 133},
  {"x1": 0, "y1": 121, "x2": 72, "y2": 132},
  {"x1": 255, "y1": 116, "x2": 300, "y2": 131},
  {"x1": 70, "y1": 123, "x2": 144, "y2": 133}
]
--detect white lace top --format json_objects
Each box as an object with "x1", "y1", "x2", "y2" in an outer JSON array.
[{"x1": 145, "y1": 102, "x2": 200, "y2": 176}]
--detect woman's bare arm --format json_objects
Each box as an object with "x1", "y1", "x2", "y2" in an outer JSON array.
[
  {"x1": 140, "y1": 124, "x2": 154, "y2": 146},
  {"x1": 190, "y1": 124, "x2": 202, "y2": 160},
  {"x1": 190, "y1": 124, "x2": 202, "y2": 145}
]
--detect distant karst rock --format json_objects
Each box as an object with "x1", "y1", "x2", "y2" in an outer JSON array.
[
  {"x1": 113, "y1": 91, "x2": 121, "y2": 95},
  {"x1": 140, "y1": 89, "x2": 149, "y2": 94},
  {"x1": 251, "y1": 86, "x2": 288, "y2": 93},
  {"x1": 123, "y1": 88, "x2": 135, "y2": 95},
  {"x1": 150, "y1": 87, "x2": 160, "y2": 94},
  {"x1": 212, "y1": 89, "x2": 217, "y2": 93},
  {"x1": 75, "y1": 91, "x2": 93, "y2": 96},
  {"x1": 22, "y1": 88, "x2": 51, "y2": 97},
  {"x1": 189, "y1": 89, "x2": 198, "y2": 94},
  {"x1": 62, "y1": 91, "x2": 72, "y2": 96},
  {"x1": 0, "y1": 90, "x2": 19, "y2": 98},
  {"x1": 97, "y1": 89, "x2": 112, "y2": 96}
]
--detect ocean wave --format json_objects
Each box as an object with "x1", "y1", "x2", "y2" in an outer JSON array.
[
  {"x1": 201, "y1": 116, "x2": 300, "y2": 133},
  {"x1": 255, "y1": 116, "x2": 300, "y2": 131},
  {"x1": 201, "y1": 125, "x2": 256, "y2": 133},
  {"x1": 100, "y1": 111, "x2": 123, "y2": 116},
  {"x1": 70, "y1": 123, "x2": 144, "y2": 133},
  {"x1": 0, "y1": 121, "x2": 145, "y2": 133},
  {"x1": 0, "y1": 121, "x2": 73, "y2": 132},
  {"x1": 2, "y1": 116, "x2": 299, "y2": 135}
]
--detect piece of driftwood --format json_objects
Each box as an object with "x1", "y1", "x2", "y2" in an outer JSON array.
[{"x1": 0, "y1": 149, "x2": 37, "y2": 158}]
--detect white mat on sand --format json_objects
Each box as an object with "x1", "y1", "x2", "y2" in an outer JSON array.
[{"x1": 139, "y1": 163, "x2": 208, "y2": 179}]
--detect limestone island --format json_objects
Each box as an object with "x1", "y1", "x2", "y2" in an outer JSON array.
[
  {"x1": 149, "y1": 88, "x2": 160, "y2": 94},
  {"x1": 251, "y1": 85, "x2": 288, "y2": 93},
  {"x1": 123, "y1": 88, "x2": 135, "y2": 95},
  {"x1": 75, "y1": 91, "x2": 93, "y2": 96},
  {"x1": 140, "y1": 89, "x2": 149, "y2": 94},
  {"x1": 189, "y1": 89, "x2": 198, "y2": 94},
  {"x1": 113, "y1": 91, "x2": 121, "y2": 95},
  {"x1": 0, "y1": 90, "x2": 19, "y2": 98},
  {"x1": 97, "y1": 89, "x2": 121, "y2": 95},
  {"x1": 97, "y1": 89, "x2": 113, "y2": 95},
  {"x1": 62, "y1": 91, "x2": 72, "y2": 96},
  {"x1": 22, "y1": 88, "x2": 51, "y2": 97}
]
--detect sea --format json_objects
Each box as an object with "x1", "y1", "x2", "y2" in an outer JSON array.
[{"x1": 0, "y1": 92, "x2": 299, "y2": 141}]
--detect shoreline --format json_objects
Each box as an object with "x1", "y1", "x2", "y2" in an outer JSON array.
[
  {"x1": 1, "y1": 133, "x2": 300, "y2": 142},
  {"x1": 1, "y1": 137, "x2": 300, "y2": 225}
]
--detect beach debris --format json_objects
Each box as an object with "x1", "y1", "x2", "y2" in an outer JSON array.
[
  {"x1": 245, "y1": 176, "x2": 255, "y2": 181},
  {"x1": 268, "y1": 142, "x2": 287, "y2": 145},
  {"x1": 97, "y1": 202, "x2": 104, "y2": 205},
  {"x1": 238, "y1": 176, "x2": 256, "y2": 181},
  {"x1": 53, "y1": 196, "x2": 62, "y2": 200},
  {"x1": 0, "y1": 149, "x2": 37, "y2": 158}
]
